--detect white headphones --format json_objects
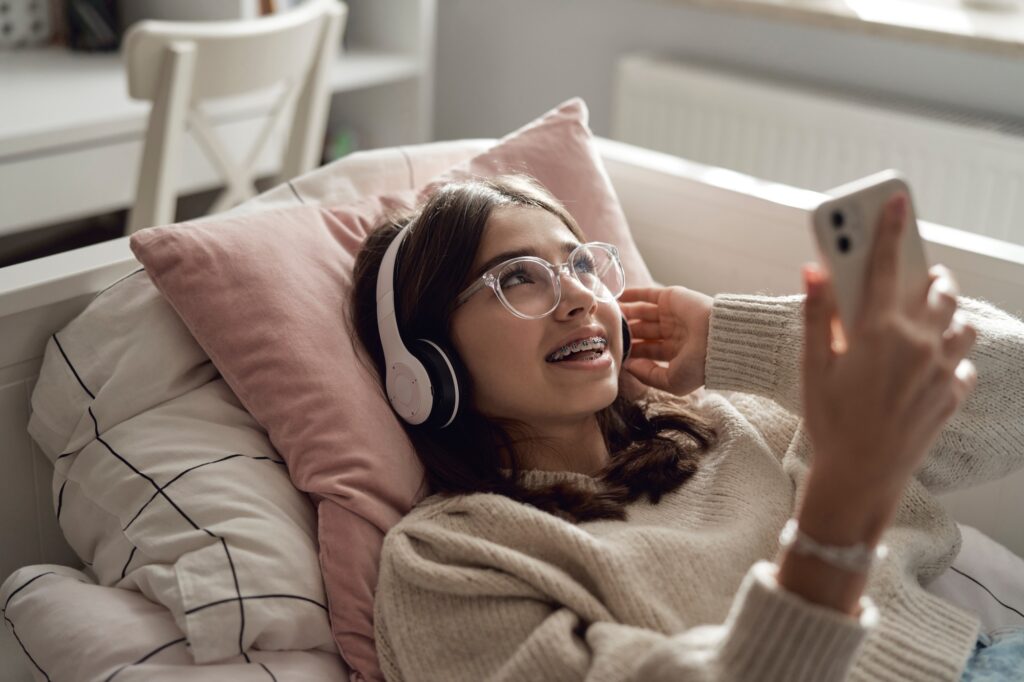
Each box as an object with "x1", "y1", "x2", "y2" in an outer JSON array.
[
  {"x1": 375, "y1": 222, "x2": 461, "y2": 428},
  {"x1": 375, "y1": 221, "x2": 632, "y2": 429}
]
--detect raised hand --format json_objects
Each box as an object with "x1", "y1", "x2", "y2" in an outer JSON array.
[
  {"x1": 801, "y1": 192, "x2": 978, "y2": 506},
  {"x1": 619, "y1": 285, "x2": 713, "y2": 396}
]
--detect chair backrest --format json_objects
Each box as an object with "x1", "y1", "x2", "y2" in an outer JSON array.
[{"x1": 123, "y1": 0, "x2": 346, "y2": 234}]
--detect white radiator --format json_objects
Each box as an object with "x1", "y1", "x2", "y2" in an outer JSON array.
[{"x1": 612, "y1": 54, "x2": 1024, "y2": 245}]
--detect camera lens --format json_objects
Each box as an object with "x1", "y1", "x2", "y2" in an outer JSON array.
[
  {"x1": 837, "y1": 235, "x2": 851, "y2": 253},
  {"x1": 831, "y1": 211, "x2": 844, "y2": 229}
]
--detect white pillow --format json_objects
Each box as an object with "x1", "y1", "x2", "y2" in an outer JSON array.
[
  {"x1": 0, "y1": 564, "x2": 349, "y2": 681},
  {"x1": 926, "y1": 523, "x2": 1024, "y2": 634},
  {"x1": 27, "y1": 271, "x2": 334, "y2": 664}
]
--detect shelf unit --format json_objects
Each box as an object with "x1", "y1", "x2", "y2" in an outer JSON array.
[
  {"x1": 330, "y1": 0, "x2": 436, "y2": 151},
  {"x1": 0, "y1": 0, "x2": 436, "y2": 237}
]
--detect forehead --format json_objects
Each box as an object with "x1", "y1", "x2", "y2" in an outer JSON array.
[{"x1": 475, "y1": 206, "x2": 578, "y2": 264}]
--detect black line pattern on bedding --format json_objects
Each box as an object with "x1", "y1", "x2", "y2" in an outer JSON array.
[
  {"x1": 5, "y1": 572, "x2": 281, "y2": 682},
  {"x1": 3, "y1": 569, "x2": 56, "y2": 679},
  {"x1": 103, "y1": 636, "x2": 187, "y2": 682},
  {"x1": 52, "y1": 333, "x2": 95, "y2": 400},
  {"x1": 3, "y1": 571, "x2": 60, "y2": 682},
  {"x1": 185, "y1": 593, "x2": 329, "y2": 615},
  {"x1": 96, "y1": 268, "x2": 145, "y2": 300},
  {"x1": 950, "y1": 565, "x2": 1024, "y2": 620},
  {"x1": 47, "y1": 339, "x2": 331, "y2": 667},
  {"x1": 121, "y1": 453, "x2": 286, "y2": 532},
  {"x1": 85, "y1": 406, "x2": 253, "y2": 663},
  {"x1": 121, "y1": 546, "x2": 138, "y2": 579}
]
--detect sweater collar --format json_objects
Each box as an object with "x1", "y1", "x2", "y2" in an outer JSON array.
[{"x1": 514, "y1": 468, "x2": 602, "y2": 491}]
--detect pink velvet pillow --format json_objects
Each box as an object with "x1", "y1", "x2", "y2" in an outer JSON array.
[{"x1": 130, "y1": 98, "x2": 653, "y2": 681}]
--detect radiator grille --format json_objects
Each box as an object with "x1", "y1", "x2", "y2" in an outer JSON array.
[{"x1": 612, "y1": 54, "x2": 1024, "y2": 244}]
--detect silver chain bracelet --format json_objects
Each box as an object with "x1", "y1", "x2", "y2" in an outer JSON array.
[{"x1": 778, "y1": 518, "x2": 889, "y2": 573}]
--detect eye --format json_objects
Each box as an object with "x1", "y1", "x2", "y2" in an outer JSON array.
[
  {"x1": 499, "y1": 265, "x2": 536, "y2": 289},
  {"x1": 573, "y1": 253, "x2": 597, "y2": 274}
]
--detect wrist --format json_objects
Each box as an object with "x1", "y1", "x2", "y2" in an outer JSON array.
[
  {"x1": 800, "y1": 468, "x2": 900, "y2": 548},
  {"x1": 776, "y1": 544, "x2": 869, "y2": 616}
]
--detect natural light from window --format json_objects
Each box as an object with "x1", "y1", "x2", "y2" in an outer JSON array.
[
  {"x1": 846, "y1": 1, "x2": 966, "y2": 30},
  {"x1": 775, "y1": 0, "x2": 1024, "y2": 49}
]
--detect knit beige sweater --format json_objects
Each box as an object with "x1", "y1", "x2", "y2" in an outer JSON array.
[{"x1": 374, "y1": 294, "x2": 1024, "y2": 682}]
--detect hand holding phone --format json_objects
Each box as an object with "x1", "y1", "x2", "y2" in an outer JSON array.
[
  {"x1": 799, "y1": 171, "x2": 979, "y2": 552},
  {"x1": 811, "y1": 170, "x2": 930, "y2": 350}
]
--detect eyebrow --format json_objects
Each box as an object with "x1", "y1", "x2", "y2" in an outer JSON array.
[{"x1": 471, "y1": 241, "x2": 580, "y2": 281}]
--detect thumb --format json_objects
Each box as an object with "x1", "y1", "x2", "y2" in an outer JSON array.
[{"x1": 802, "y1": 263, "x2": 836, "y2": 376}]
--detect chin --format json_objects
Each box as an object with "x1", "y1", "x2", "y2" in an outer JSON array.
[{"x1": 586, "y1": 383, "x2": 621, "y2": 412}]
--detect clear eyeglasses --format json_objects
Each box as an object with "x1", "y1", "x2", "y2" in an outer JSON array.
[{"x1": 454, "y1": 241, "x2": 626, "y2": 319}]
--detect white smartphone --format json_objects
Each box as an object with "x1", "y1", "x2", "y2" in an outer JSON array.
[{"x1": 811, "y1": 169, "x2": 931, "y2": 349}]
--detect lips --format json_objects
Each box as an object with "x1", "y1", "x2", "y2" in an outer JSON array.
[{"x1": 545, "y1": 328, "x2": 609, "y2": 362}]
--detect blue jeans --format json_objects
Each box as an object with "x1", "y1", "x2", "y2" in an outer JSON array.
[{"x1": 960, "y1": 627, "x2": 1024, "y2": 681}]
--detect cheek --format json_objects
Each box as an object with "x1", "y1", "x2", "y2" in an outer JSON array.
[
  {"x1": 451, "y1": 313, "x2": 541, "y2": 399},
  {"x1": 601, "y1": 302, "x2": 625, "y2": 359}
]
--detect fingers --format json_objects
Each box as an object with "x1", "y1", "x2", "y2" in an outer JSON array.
[
  {"x1": 863, "y1": 193, "x2": 907, "y2": 316},
  {"x1": 628, "y1": 319, "x2": 665, "y2": 340},
  {"x1": 802, "y1": 263, "x2": 837, "y2": 379},
  {"x1": 915, "y1": 356, "x2": 977, "y2": 426},
  {"x1": 913, "y1": 313, "x2": 977, "y2": 422},
  {"x1": 619, "y1": 287, "x2": 664, "y2": 304},
  {"x1": 622, "y1": 301, "x2": 664, "y2": 341},
  {"x1": 942, "y1": 311, "x2": 977, "y2": 358},
  {"x1": 955, "y1": 358, "x2": 978, "y2": 395},
  {"x1": 624, "y1": 358, "x2": 671, "y2": 391},
  {"x1": 924, "y1": 264, "x2": 959, "y2": 332},
  {"x1": 627, "y1": 340, "x2": 674, "y2": 362},
  {"x1": 619, "y1": 300, "x2": 660, "y2": 322}
]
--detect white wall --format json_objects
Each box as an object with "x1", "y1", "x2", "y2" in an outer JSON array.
[{"x1": 434, "y1": 0, "x2": 1024, "y2": 140}]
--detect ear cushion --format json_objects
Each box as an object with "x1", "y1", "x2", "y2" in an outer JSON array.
[
  {"x1": 411, "y1": 339, "x2": 460, "y2": 428},
  {"x1": 620, "y1": 316, "x2": 632, "y2": 362}
]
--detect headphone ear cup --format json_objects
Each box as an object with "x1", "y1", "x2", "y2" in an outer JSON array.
[
  {"x1": 411, "y1": 339, "x2": 460, "y2": 428},
  {"x1": 620, "y1": 316, "x2": 632, "y2": 362}
]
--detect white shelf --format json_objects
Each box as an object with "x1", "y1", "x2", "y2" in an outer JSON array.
[
  {"x1": 330, "y1": 48, "x2": 422, "y2": 91},
  {"x1": 0, "y1": 47, "x2": 423, "y2": 160}
]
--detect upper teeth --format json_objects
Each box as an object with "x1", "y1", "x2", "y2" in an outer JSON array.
[{"x1": 548, "y1": 336, "x2": 607, "y2": 361}]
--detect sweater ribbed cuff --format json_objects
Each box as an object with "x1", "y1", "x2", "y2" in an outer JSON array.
[
  {"x1": 718, "y1": 561, "x2": 875, "y2": 682},
  {"x1": 705, "y1": 294, "x2": 804, "y2": 402}
]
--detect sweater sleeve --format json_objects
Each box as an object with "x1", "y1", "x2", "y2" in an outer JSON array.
[
  {"x1": 703, "y1": 293, "x2": 1024, "y2": 492},
  {"x1": 374, "y1": 523, "x2": 875, "y2": 682}
]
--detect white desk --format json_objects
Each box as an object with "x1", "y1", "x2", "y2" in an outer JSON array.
[{"x1": 0, "y1": 46, "x2": 424, "y2": 237}]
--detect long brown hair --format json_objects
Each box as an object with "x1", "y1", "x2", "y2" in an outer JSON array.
[{"x1": 350, "y1": 175, "x2": 716, "y2": 522}]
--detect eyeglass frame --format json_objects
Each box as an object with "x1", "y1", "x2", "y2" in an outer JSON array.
[{"x1": 453, "y1": 241, "x2": 625, "y2": 320}]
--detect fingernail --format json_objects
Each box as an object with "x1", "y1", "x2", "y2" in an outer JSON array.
[
  {"x1": 805, "y1": 274, "x2": 819, "y2": 298},
  {"x1": 951, "y1": 310, "x2": 967, "y2": 333},
  {"x1": 890, "y1": 194, "x2": 907, "y2": 220},
  {"x1": 801, "y1": 266, "x2": 814, "y2": 291}
]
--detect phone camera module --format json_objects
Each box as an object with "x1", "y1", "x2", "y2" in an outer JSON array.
[
  {"x1": 831, "y1": 211, "x2": 844, "y2": 229},
  {"x1": 837, "y1": 235, "x2": 851, "y2": 253}
]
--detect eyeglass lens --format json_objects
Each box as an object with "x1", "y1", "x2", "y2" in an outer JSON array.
[{"x1": 496, "y1": 245, "x2": 624, "y2": 318}]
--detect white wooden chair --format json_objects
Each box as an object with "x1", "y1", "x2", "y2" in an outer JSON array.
[{"x1": 122, "y1": 0, "x2": 346, "y2": 234}]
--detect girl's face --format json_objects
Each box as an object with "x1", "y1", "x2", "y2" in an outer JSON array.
[{"x1": 450, "y1": 206, "x2": 623, "y2": 428}]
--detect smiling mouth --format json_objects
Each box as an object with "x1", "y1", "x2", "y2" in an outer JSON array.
[{"x1": 545, "y1": 336, "x2": 608, "y2": 363}]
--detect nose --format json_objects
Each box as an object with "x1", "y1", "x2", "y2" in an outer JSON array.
[{"x1": 553, "y1": 266, "x2": 598, "y2": 319}]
